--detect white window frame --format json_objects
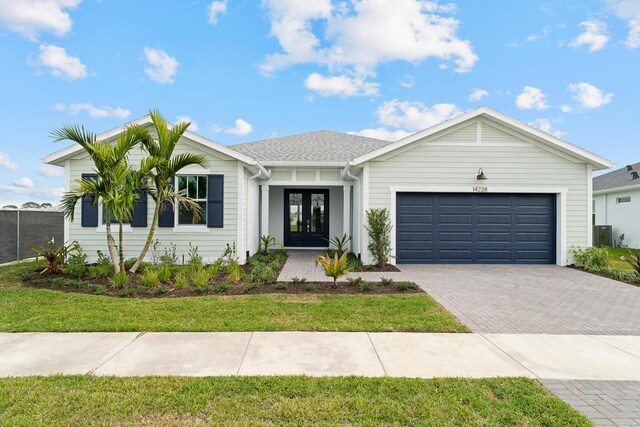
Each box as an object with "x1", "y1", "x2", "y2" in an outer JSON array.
[{"x1": 174, "y1": 174, "x2": 208, "y2": 230}]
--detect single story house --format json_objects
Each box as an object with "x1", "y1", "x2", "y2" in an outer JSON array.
[
  {"x1": 44, "y1": 107, "x2": 612, "y2": 266},
  {"x1": 593, "y1": 162, "x2": 640, "y2": 248}
]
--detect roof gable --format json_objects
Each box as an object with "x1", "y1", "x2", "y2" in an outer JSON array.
[{"x1": 347, "y1": 107, "x2": 613, "y2": 171}]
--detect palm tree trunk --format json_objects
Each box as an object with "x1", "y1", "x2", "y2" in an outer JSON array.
[
  {"x1": 130, "y1": 200, "x2": 161, "y2": 273},
  {"x1": 118, "y1": 220, "x2": 125, "y2": 272},
  {"x1": 104, "y1": 212, "x2": 121, "y2": 273}
]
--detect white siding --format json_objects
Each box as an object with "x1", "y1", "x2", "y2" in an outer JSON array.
[
  {"x1": 594, "y1": 188, "x2": 640, "y2": 248},
  {"x1": 365, "y1": 118, "x2": 590, "y2": 264},
  {"x1": 67, "y1": 138, "x2": 242, "y2": 263}
]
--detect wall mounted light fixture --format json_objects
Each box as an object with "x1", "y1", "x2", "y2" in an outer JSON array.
[{"x1": 476, "y1": 168, "x2": 488, "y2": 180}]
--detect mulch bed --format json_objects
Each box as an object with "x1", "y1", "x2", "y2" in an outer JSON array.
[{"x1": 567, "y1": 265, "x2": 640, "y2": 287}]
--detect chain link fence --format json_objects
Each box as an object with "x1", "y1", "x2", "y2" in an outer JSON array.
[{"x1": 0, "y1": 209, "x2": 64, "y2": 264}]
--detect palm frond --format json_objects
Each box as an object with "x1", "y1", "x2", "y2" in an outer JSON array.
[{"x1": 167, "y1": 153, "x2": 208, "y2": 175}]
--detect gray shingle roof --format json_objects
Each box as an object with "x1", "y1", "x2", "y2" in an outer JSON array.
[
  {"x1": 594, "y1": 162, "x2": 640, "y2": 191},
  {"x1": 229, "y1": 130, "x2": 391, "y2": 163}
]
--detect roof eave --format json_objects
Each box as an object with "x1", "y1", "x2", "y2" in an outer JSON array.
[{"x1": 593, "y1": 183, "x2": 640, "y2": 195}]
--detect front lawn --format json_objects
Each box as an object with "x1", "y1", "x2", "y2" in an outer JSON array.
[
  {"x1": 604, "y1": 247, "x2": 636, "y2": 272},
  {"x1": 0, "y1": 262, "x2": 467, "y2": 332},
  {"x1": 0, "y1": 376, "x2": 591, "y2": 426}
]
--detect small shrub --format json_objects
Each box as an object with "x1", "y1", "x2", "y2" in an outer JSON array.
[
  {"x1": 118, "y1": 286, "x2": 147, "y2": 297},
  {"x1": 174, "y1": 272, "x2": 189, "y2": 289},
  {"x1": 207, "y1": 264, "x2": 220, "y2": 278},
  {"x1": 242, "y1": 283, "x2": 258, "y2": 294},
  {"x1": 50, "y1": 277, "x2": 66, "y2": 286},
  {"x1": 66, "y1": 280, "x2": 88, "y2": 288},
  {"x1": 380, "y1": 277, "x2": 393, "y2": 286},
  {"x1": 226, "y1": 260, "x2": 244, "y2": 283},
  {"x1": 156, "y1": 265, "x2": 172, "y2": 283},
  {"x1": 396, "y1": 281, "x2": 417, "y2": 291},
  {"x1": 315, "y1": 252, "x2": 350, "y2": 285},
  {"x1": 346, "y1": 276, "x2": 364, "y2": 287},
  {"x1": 154, "y1": 286, "x2": 170, "y2": 295},
  {"x1": 291, "y1": 277, "x2": 307, "y2": 284},
  {"x1": 160, "y1": 243, "x2": 178, "y2": 266},
  {"x1": 111, "y1": 272, "x2": 129, "y2": 289},
  {"x1": 365, "y1": 208, "x2": 393, "y2": 268},
  {"x1": 91, "y1": 284, "x2": 107, "y2": 295},
  {"x1": 136, "y1": 262, "x2": 153, "y2": 274},
  {"x1": 65, "y1": 247, "x2": 87, "y2": 278},
  {"x1": 325, "y1": 233, "x2": 351, "y2": 257},
  {"x1": 192, "y1": 269, "x2": 212, "y2": 287},
  {"x1": 571, "y1": 246, "x2": 609, "y2": 270},
  {"x1": 359, "y1": 281, "x2": 375, "y2": 292},
  {"x1": 88, "y1": 263, "x2": 114, "y2": 279},
  {"x1": 345, "y1": 253, "x2": 363, "y2": 271},
  {"x1": 275, "y1": 283, "x2": 288, "y2": 290},
  {"x1": 249, "y1": 263, "x2": 276, "y2": 285},
  {"x1": 187, "y1": 243, "x2": 204, "y2": 270},
  {"x1": 305, "y1": 284, "x2": 318, "y2": 291},
  {"x1": 138, "y1": 270, "x2": 160, "y2": 288},
  {"x1": 96, "y1": 250, "x2": 112, "y2": 266},
  {"x1": 214, "y1": 284, "x2": 232, "y2": 293},
  {"x1": 124, "y1": 258, "x2": 137, "y2": 270},
  {"x1": 19, "y1": 270, "x2": 35, "y2": 281},
  {"x1": 194, "y1": 284, "x2": 210, "y2": 293},
  {"x1": 29, "y1": 238, "x2": 79, "y2": 274},
  {"x1": 259, "y1": 235, "x2": 284, "y2": 254}
]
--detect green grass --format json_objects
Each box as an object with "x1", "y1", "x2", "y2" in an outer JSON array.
[
  {"x1": 0, "y1": 262, "x2": 467, "y2": 332},
  {"x1": 604, "y1": 247, "x2": 636, "y2": 272},
  {"x1": 0, "y1": 376, "x2": 591, "y2": 426}
]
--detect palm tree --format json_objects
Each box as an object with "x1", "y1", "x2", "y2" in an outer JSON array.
[
  {"x1": 129, "y1": 110, "x2": 208, "y2": 273},
  {"x1": 53, "y1": 124, "x2": 149, "y2": 273}
]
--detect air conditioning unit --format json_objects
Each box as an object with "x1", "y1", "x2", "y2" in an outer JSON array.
[{"x1": 592, "y1": 225, "x2": 613, "y2": 247}]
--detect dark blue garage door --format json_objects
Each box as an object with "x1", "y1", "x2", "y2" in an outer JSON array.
[{"x1": 396, "y1": 193, "x2": 556, "y2": 264}]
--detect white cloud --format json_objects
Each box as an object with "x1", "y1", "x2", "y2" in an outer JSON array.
[
  {"x1": 176, "y1": 115, "x2": 199, "y2": 132},
  {"x1": 349, "y1": 127, "x2": 411, "y2": 141},
  {"x1": 36, "y1": 44, "x2": 86, "y2": 80},
  {"x1": 0, "y1": 184, "x2": 64, "y2": 201},
  {"x1": 529, "y1": 118, "x2": 566, "y2": 138},
  {"x1": 606, "y1": 0, "x2": 640, "y2": 47},
  {"x1": 568, "y1": 82, "x2": 614, "y2": 109},
  {"x1": 399, "y1": 75, "x2": 415, "y2": 88},
  {"x1": 468, "y1": 88, "x2": 489, "y2": 102},
  {"x1": 0, "y1": 0, "x2": 80, "y2": 40},
  {"x1": 38, "y1": 163, "x2": 64, "y2": 177},
  {"x1": 13, "y1": 176, "x2": 34, "y2": 188},
  {"x1": 515, "y1": 86, "x2": 548, "y2": 110},
  {"x1": 0, "y1": 152, "x2": 18, "y2": 171},
  {"x1": 304, "y1": 72, "x2": 379, "y2": 97},
  {"x1": 261, "y1": 0, "x2": 477, "y2": 94},
  {"x1": 570, "y1": 20, "x2": 609, "y2": 52},
  {"x1": 143, "y1": 47, "x2": 179, "y2": 84},
  {"x1": 376, "y1": 100, "x2": 462, "y2": 130},
  {"x1": 208, "y1": 0, "x2": 227, "y2": 25},
  {"x1": 212, "y1": 119, "x2": 253, "y2": 137},
  {"x1": 560, "y1": 104, "x2": 573, "y2": 113},
  {"x1": 55, "y1": 102, "x2": 131, "y2": 118},
  {"x1": 509, "y1": 27, "x2": 551, "y2": 47}
]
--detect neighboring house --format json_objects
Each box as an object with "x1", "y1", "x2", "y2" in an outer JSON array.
[
  {"x1": 44, "y1": 107, "x2": 611, "y2": 266},
  {"x1": 593, "y1": 162, "x2": 640, "y2": 248}
]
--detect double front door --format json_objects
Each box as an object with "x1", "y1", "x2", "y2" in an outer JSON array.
[{"x1": 284, "y1": 189, "x2": 329, "y2": 247}]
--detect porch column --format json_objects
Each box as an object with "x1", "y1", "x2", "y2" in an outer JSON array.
[
  {"x1": 343, "y1": 184, "x2": 351, "y2": 250},
  {"x1": 261, "y1": 184, "x2": 269, "y2": 238}
]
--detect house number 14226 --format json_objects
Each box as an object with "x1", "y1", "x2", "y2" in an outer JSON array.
[{"x1": 472, "y1": 186, "x2": 488, "y2": 192}]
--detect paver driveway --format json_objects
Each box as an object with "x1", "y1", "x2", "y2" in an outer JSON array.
[{"x1": 400, "y1": 264, "x2": 640, "y2": 335}]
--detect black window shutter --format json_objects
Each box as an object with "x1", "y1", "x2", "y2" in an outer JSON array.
[
  {"x1": 81, "y1": 173, "x2": 98, "y2": 227},
  {"x1": 131, "y1": 190, "x2": 147, "y2": 227},
  {"x1": 158, "y1": 177, "x2": 175, "y2": 228},
  {"x1": 207, "y1": 175, "x2": 224, "y2": 228}
]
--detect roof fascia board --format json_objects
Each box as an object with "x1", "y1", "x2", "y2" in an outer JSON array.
[{"x1": 593, "y1": 183, "x2": 640, "y2": 195}]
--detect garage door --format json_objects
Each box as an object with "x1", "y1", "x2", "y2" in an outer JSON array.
[{"x1": 396, "y1": 193, "x2": 556, "y2": 264}]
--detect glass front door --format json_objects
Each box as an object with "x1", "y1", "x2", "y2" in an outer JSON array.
[{"x1": 284, "y1": 189, "x2": 330, "y2": 247}]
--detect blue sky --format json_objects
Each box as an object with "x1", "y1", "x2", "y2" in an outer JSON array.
[{"x1": 0, "y1": 0, "x2": 639, "y2": 206}]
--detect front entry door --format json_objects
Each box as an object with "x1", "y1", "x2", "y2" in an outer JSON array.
[{"x1": 284, "y1": 189, "x2": 330, "y2": 247}]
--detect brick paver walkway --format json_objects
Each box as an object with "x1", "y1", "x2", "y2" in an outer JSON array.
[
  {"x1": 542, "y1": 380, "x2": 640, "y2": 427},
  {"x1": 279, "y1": 252, "x2": 640, "y2": 335}
]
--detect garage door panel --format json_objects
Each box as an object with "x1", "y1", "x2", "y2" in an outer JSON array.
[{"x1": 396, "y1": 193, "x2": 556, "y2": 264}]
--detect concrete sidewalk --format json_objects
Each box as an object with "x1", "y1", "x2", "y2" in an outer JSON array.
[{"x1": 1, "y1": 332, "x2": 639, "y2": 379}]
